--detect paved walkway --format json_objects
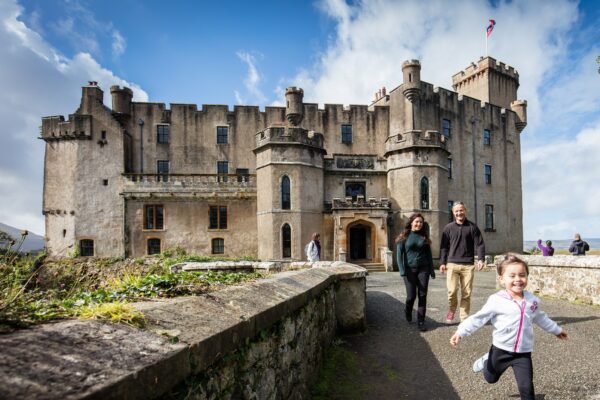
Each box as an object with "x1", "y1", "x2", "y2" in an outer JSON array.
[{"x1": 332, "y1": 271, "x2": 600, "y2": 400}]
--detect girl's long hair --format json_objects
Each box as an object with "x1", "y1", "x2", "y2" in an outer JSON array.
[{"x1": 395, "y1": 213, "x2": 431, "y2": 245}]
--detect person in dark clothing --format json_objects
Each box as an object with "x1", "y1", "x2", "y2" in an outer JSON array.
[
  {"x1": 396, "y1": 213, "x2": 435, "y2": 331},
  {"x1": 569, "y1": 233, "x2": 590, "y2": 256},
  {"x1": 439, "y1": 202, "x2": 486, "y2": 323},
  {"x1": 537, "y1": 239, "x2": 554, "y2": 256}
]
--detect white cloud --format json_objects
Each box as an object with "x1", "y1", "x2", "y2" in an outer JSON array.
[
  {"x1": 0, "y1": 0, "x2": 147, "y2": 235},
  {"x1": 111, "y1": 29, "x2": 126, "y2": 58},
  {"x1": 236, "y1": 51, "x2": 266, "y2": 104}
]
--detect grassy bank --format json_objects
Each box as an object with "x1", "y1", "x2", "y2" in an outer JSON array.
[{"x1": 0, "y1": 249, "x2": 263, "y2": 333}]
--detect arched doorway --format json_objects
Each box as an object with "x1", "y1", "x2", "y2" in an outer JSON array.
[{"x1": 348, "y1": 222, "x2": 373, "y2": 262}]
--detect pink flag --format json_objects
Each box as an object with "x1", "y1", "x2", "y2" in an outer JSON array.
[{"x1": 486, "y1": 19, "x2": 496, "y2": 38}]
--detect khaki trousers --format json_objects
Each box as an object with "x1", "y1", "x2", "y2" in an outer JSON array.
[{"x1": 446, "y1": 262, "x2": 475, "y2": 321}]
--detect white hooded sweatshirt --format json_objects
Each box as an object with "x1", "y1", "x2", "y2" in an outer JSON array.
[{"x1": 456, "y1": 290, "x2": 562, "y2": 353}]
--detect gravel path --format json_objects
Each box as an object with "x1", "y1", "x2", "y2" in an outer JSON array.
[{"x1": 335, "y1": 270, "x2": 600, "y2": 400}]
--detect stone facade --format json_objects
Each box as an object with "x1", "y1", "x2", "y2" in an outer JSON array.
[{"x1": 41, "y1": 56, "x2": 526, "y2": 265}]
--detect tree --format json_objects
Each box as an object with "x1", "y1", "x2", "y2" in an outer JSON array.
[{"x1": 0, "y1": 230, "x2": 15, "y2": 246}]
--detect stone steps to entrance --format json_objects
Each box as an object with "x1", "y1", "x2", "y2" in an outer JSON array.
[{"x1": 357, "y1": 263, "x2": 386, "y2": 272}]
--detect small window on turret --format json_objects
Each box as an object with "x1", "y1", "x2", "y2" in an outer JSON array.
[
  {"x1": 157, "y1": 125, "x2": 170, "y2": 144},
  {"x1": 102, "y1": 179, "x2": 108, "y2": 186},
  {"x1": 341, "y1": 124, "x2": 352, "y2": 144},
  {"x1": 483, "y1": 129, "x2": 491, "y2": 146},
  {"x1": 101, "y1": 131, "x2": 106, "y2": 140},
  {"x1": 442, "y1": 119, "x2": 451, "y2": 138}
]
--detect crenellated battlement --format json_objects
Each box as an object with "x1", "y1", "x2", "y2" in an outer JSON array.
[
  {"x1": 452, "y1": 56, "x2": 519, "y2": 86},
  {"x1": 384, "y1": 129, "x2": 448, "y2": 156},
  {"x1": 41, "y1": 114, "x2": 92, "y2": 141},
  {"x1": 255, "y1": 126, "x2": 324, "y2": 150}
]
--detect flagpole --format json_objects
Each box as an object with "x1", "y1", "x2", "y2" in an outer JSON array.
[{"x1": 486, "y1": 31, "x2": 488, "y2": 57}]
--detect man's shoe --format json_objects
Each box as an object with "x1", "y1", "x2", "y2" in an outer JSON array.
[
  {"x1": 445, "y1": 311, "x2": 455, "y2": 323},
  {"x1": 404, "y1": 308, "x2": 412, "y2": 322},
  {"x1": 417, "y1": 321, "x2": 427, "y2": 332},
  {"x1": 472, "y1": 353, "x2": 489, "y2": 373}
]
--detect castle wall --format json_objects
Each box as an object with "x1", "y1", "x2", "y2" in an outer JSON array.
[
  {"x1": 42, "y1": 86, "x2": 126, "y2": 257},
  {"x1": 125, "y1": 199, "x2": 257, "y2": 258}
]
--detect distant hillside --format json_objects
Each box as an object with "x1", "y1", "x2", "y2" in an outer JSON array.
[{"x1": 0, "y1": 222, "x2": 45, "y2": 253}]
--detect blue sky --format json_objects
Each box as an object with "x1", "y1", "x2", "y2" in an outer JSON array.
[{"x1": 1, "y1": 0, "x2": 599, "y2": 241}]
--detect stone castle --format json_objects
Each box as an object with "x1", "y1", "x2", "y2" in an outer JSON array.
[{"x1": 41, "y1": 56, "x2": 526, "y2": 269}]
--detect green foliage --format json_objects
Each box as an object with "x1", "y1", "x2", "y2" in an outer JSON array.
[
  {"x1": 311, "y1": 339, "x2": 365, "y2": 399},
  {"x1": 0, "y1": 253, "x2": 263, "y2": 332}
]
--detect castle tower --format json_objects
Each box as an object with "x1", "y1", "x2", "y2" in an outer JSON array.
[
  {"x1": 385, "y1": 130, "x2": 449, "y2": 258},
  {"x1": 402, "y1": 60, "x2": 421, "y2": 103},
  {"x1": 452, "y1": 56, "x2": 520, "y2": 110},
  {"x1": 511, "y1": 100, "x2": 528, "y2": 132},
  {"x1": 110, "y1": 86, "x2": 133, "y2": 117},
  {"x1": 285, "y1": 87, "x2": 304, "y2": 126},
  {"x1": 254, "y1": 88, "x2": 325, "y2": 260}
]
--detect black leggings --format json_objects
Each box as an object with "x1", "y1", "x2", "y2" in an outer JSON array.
[
  {"x1": 403, "y1": 267, "x2": 430, "y2": 322},
  {"x1": 483, "y1": 345, "x2": 534, "y2": 400}
]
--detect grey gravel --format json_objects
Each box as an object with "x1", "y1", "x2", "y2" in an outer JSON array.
[{"x1": 336, "y1": 270, "x2": 600, "y2": 400}]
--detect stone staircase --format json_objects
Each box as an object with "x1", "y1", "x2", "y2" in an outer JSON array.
[{"x1": 357, "y1": 263, "x2": 387, "y2": 273}]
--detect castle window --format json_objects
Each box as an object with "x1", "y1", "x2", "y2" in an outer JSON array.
[
  {"x1": 147, "y1": 238, "x2": 161, "y2": 255},
  {"x1": 483, "y1": 129, "x2": 491, "y2": 146},
  {"x1": 209, "y1": 206, "x2": 227, "y2": 229},
  {"x1": 145, "y1": 205, "x2": 164, "y2": 230},
  {"x1": 102, "y1": 179, "x2": 108, "y2": 186},
  {"x1": 448, "y1": 200, "x2": 455, "y2": 222},
  {"x1": 79, "y1": 239, "x2": 94, "y2": 257},
  {"x1": 236, "y1": 168, "x2": 249, "y2": 183},
  {"x1": 157, "y1": 160, "x2": 169, "y2": 182},
  {"x1": 217, "y1": 126, "x2": 229, "y2": 144},
  {"x1": 101, "y1": 131, "x2": 106, "y2": 140},
  {"x1": 217, "y1": 161, "x2": 229, "y2": 182},
  {"x1": 485, "y1": 204, "x2": 494, "y2": 230},
  {"x1": 157, "y1": 125, "x2": 170, "y2": 144},
  {"x1": 212, "y1": 238, "x2": 225, "y2": 254},
  {"x1": 484, "y1": 164, "x2": 492, "y2": 184},
  {"x1": 281, "y1": 176, "x2": 291, "y2": 210},
  {"x1": 448, "y1": 157, "x2": 453, "y2": 179},
  {"x1": 420, "y1": 177, "x2": 429, "y2": 209},
  {"x1": 282, "y1": 224, "x2": 291, "y2": 258},
  {"x1": 345, "y1": 182, "x2": 365, "y2": 201},
  {"x1": 442, "y1": 119, "x2": 452, "y2": 138},
  {"x1": 341, "y1": 124, "x2": 352, "y2": 144}
]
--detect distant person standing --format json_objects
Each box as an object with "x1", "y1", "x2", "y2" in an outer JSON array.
[
  {"x1": 306, "y1": 232, "x2": 321, "y2": 262},
  {"x1": 536, "y1": 239, "x2": 554, "y2": 256},
  {"x1": 439, "y1": 202, "x2": 486, "y2": 323},
  {"x1": 569, "y1": 233, "x2": 589, "y2": 256},
  {"x1": 395, "y1": 213, "x2": 436, "y2": 331}
]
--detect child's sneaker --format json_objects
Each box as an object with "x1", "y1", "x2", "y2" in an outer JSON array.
[
  {"x1": 472, "y1": 353, "x2": 489, "y2": 373},
  {"x1": 445, "y1": 311, "x2": 455, "y2": 323}
]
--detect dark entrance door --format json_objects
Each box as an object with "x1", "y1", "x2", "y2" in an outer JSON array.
[{"x1": 349, "y1": 224, "x2": 369, "y2": 261}]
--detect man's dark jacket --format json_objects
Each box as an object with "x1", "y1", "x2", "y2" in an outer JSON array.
[{"x1": 439, "y1": 219, "x2": 485, "y2": 265}]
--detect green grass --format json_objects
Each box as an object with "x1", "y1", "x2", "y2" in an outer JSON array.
[
  {"x1": 0, "y1": 249, "x2": 264, "y2": 332},
  {"x1": 311, "y1": 340, "x2": 365, "y2": 400}
]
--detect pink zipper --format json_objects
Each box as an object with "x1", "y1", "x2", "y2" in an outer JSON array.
[{"x1": 513, "y1": 299, "x2": 526, "y2": 352}]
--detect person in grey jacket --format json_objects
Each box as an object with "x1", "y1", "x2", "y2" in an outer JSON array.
[
  {"x1": 450, "y1": 254, "x2": 567, "y2": 400},
  {"x1": 569, "y1": 233, "x2": 590, "y2": 255}
]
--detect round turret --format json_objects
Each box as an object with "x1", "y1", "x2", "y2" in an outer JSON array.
[
  {"x1": 402, "y1": 60, "x2": 421, "y2": 102},
  {"x1": 510, "y1": 100, "x2": 527, "y2": 132},
  {"x1": 285, "y1": 87, "x2": 304, "y2": 126},
  {"x1": 110, "y1": 85, "x2": 133, "y2": 116}
]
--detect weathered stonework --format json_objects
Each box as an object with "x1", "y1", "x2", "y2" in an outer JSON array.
[
  {"x1": 495, "y1": 255, "x2": 600, "y2": 305},
  {"x1": 41, "y1": 56, "x2": 526, "y2": 268},
  {"x1": 0, "y1": 263, "x2": 366, "y2": 400}
]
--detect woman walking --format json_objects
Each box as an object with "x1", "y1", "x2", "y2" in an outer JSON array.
[{"x1": 396, "y1": 213, "x2": 435, "y2": 331}]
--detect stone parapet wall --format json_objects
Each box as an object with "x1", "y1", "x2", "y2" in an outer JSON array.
[
  {"x1": 498, "y1": 255, "x2": 600, "y2": 305},
  {"x1": 0, "y1": 263, "x2": 366, "y2": 400}
]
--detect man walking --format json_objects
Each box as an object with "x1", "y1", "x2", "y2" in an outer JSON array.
[{"x1": 439, "y1": 202, "x2": 485, "y2": 323}]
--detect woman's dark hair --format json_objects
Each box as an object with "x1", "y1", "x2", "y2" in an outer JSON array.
[
  {"x1": 546, "y1": 240, "x2": 552, "y2": 247},
  {"x1": 496, "y1": 253, "x2": 529, "y2": 276},
  {"x1": 395, "y1": 213, "x2": 431, "y2": 245}
]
